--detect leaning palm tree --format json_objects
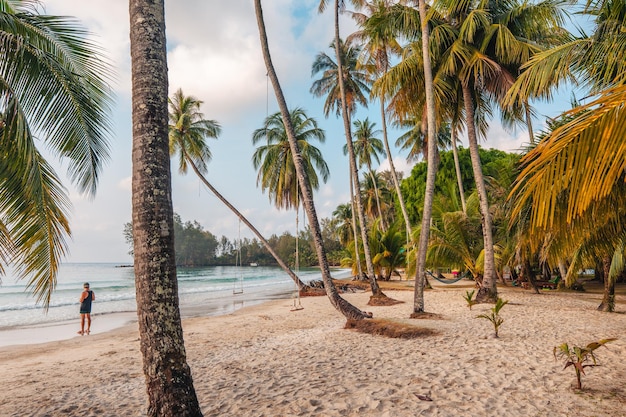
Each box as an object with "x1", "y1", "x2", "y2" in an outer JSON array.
[
  {"x1": 254, "y1": 0, "x2": 370, "y2": 320},
  {"x1": 168, "y1": 89, "x2": 309, "y2": 291},
  {"x1": 129, "y1": 0, "x2": 201, "y2": 415},
  {"x1": 0, "y1": 1, "x2": 114, "y2": 307}
]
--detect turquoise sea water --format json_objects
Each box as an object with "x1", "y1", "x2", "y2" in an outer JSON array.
[{"x1": 0, "y1": 263, "x2": 349, "y2": 329}]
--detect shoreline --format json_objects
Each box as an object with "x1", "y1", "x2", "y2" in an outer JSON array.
[
  {"x1": 0, "y1": 287, "x2": 295, "y2": 348},
  {"x1": 0, "y1": 285, "x2": 624, "y2": 416}
]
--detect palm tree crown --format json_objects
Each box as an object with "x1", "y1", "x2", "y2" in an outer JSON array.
[
  {"x1": 252, "y1": 107, "x2": 330, "y2": 210},
  {"x1": 310, "y1": 38, "x2": 371, "y2": 118},
  {"x1": 168, "y1": 88, "x2": 221, "y2": 174}
]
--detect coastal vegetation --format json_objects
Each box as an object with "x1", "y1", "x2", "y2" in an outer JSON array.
[{"x1": 2, "y1": 0, "x2": 625, "y2": 415}]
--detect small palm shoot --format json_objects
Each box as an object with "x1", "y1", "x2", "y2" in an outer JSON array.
[
  {"x1": 553, "y1": 338, "x2": 617, "y2": 390},
  {"x1": 477, "y1": 298, "x2": 508, "y2": 337},
  {"x1": 463, "y1": 290, "x2": 477, "y2": 310}
]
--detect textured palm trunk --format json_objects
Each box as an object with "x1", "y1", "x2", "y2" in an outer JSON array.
[
  {"x1": 367, "y1": 164, "x2": 386, "y2": 232},
  {"x1": 413, "y1": 0, "x2": 439, "y2": 315},
  {"x1": 254, "y1": 0, "x2": 368, "y2": 320},
  {"x1": 349, "y1": 166, "x2": 363, "y2": 279},
  {"x1": 461, "y1": 83, "x2": 498, "y2": 303},
  {"x1": 330, "y1": 1, "x2": 381, "y2": 296},
  {"x1": 183, "y1": 153, "x2": 309, "y2": 291},
  {"x1": 129, "y1": 1, "x2": 202, "y2": 416},
  {"x1": 598, "y1": 256, "x2": 615, "y2": 312},
  {"x1": 450, "y1": 128, "x2": 467, "y2": 213},
  {"x1": 380, "y1": 98, "x2": 412, "y2": 238}
]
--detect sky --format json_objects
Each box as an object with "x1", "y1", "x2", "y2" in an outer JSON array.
[{"x1": 40, "y1": 0, "x2": 573, "y2": 264}]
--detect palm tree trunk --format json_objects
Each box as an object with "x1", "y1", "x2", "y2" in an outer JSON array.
[
  {"x1": 461, "y1": 82, "x2": 498, "y2": 303},
  {"x1": 598, "y1": 256, "x2": 615, "y2": 312},
  {"x1": 368, "y1": 165, "x2": 386, "y2": 232},
  {"x1": 183, "y1": 152, "x2": 309, "y2": 291},
  {"x1": 129, "y1": 1, "x2": 202, "y2": 415},
  {"x1": 331, "y1": 0, "x2": 381, "y2": 296},
  {"x1": 380, "y1": 98, "x2": 412, "y2": 239},
  {"x1": 349, "y1": 166, "x2": 363, "y2": 279},
  {"x1": 413, "y1": 0, "x2": 439, "y2": 315},
  {"x1": 450, "y1": 128, "x2": 467, "y2": 213},
  {"x1": 254, "y1": 0, "x2": 369, "y2": 320}
]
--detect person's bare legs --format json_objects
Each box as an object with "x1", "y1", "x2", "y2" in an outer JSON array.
[
  {"x1": 78, "y1": 314, "x2": 85, "y2": 335},
  {"x1": 85, "y1": 314, "x2": 91, "y2": 335}
]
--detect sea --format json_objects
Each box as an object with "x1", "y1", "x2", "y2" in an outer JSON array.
[{"x1": 0, "y1": 263, "x2": 350, "y2": 331}]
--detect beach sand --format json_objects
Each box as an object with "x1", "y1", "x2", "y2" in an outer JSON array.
[{"x1": 0, "y1": 282, "x2": 624, "y2": 416}]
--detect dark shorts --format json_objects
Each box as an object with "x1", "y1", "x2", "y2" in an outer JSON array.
[{"x1": 80, "y1": 309, "x2": 91, "y2": 314}]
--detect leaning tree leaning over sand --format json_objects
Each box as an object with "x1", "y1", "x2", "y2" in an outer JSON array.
[
  {"x1": 129, "y1": 0, "x2": 202, "y2": 415},
  {"x1": 168, "y1": 89, "x2": 310, "y2": 292},
  {"x1": 254, "y1": 0, "x2": 371, "y2": 321}
]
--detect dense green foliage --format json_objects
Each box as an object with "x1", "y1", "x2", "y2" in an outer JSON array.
[{"x1": 401, "y1": 147, "x2": 519, "y2": 224}]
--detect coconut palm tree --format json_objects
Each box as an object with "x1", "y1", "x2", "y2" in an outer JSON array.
[
  {"x1": 252, "y1": 108, "x2": 329, "y2": 210},
  {"x1": 254, "y1": 0, "x2": 370, "y2": 320},
  {"x1": 129, "y1": 0, "x2": 201, "y2": 415},
  {"x1": 508, "y1": 0, "x2": 626, "y2": 309},
  {"x1": 316, "y1": 1, "x2": 386, "y2": 298},
  {"x1": 168, "y1": 89, "x2": 309, "y2": 291},
  {"x1": 346, "y1": 118, "x2": 386, "y2": 229},
  {"x1": 332, "y1": 203, "x2": 355, "y2": 246},
  {"x1": 0, "y1": 1, "x2": 115, "y2": 307},
  {"x1": 348, "y1": 0, "x2": 413, "y2": 239}
]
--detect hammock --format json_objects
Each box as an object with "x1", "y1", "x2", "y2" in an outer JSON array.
[{"x1": 426, "y1": 270, "x2": 470, "y2": 284}]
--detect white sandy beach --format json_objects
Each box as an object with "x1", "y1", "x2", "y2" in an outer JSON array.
[{"x1": 0, "y1": 283, "x2": 624, "y2": 417}]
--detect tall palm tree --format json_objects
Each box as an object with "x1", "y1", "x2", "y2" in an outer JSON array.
[
  {"x1": 168, "y1": 89, "x2": 309, "y2": 291},
  {"x1": 252, "y1": 108, "x2": 329, "y2": 210},
  {"x1": 254, "y1": 0, "x2": 370, "y2": 320},
  {"x1": 317, "y1": 0, "x2": 387, "y2": 297},
  {"x1": 348, "y1": 0, "x2": 413, "y2": 239},
  {"x1": 413, "y1": 0, "x2": 439, "y2": 314},
  {"x1": 332, "y1": 203, "x2": 354, "y2": 246},
  {"x1": 0, "y1": 1, "x2": 114, "y2": 307},
  {"x1": 347, "y1": 118, "x2": 386, "y2": 229},
  {"x1": 129, "y1": 0, "x2": 201, "y2": 415}
]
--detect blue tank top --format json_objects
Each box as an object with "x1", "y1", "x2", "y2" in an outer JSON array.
[{"x1": 80, "y1": 290, "x2": 93, "y2": 313}]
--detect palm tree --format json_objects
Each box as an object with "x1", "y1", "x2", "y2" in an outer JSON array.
[
  {"x1": 332, "y1": 203, "x2": 355, "y2": 246},
  {"x1": 254, "y1": 0, "x2": 370, "y2": 320},
  {"x1": 129, "y1": 0, "x2": 201, "y2": 415},
  {"x1": 0, "y1": 1, "x2": 114, "y2": 307},
  {"x1": 348, "y1": 0, "x2": 413, "y2": 239},
  {"x1": 347, "y1": 118, "x2": 386, "y2": 229},
  {"x1": 252, "y1": 108, "x2": 329, "y2": 210},
  {"x1": 360, "y1": 171, "x2": 391, "y2": 224},
  {"x1": 168, "y1": 89, "x2": 309, "y2": 291},
  {"x1": 316, "y1": 0, "x2": 386, "y2": 299},
  {"x1": 507, "y1": 0, "x2": 626, "y2": 309}
]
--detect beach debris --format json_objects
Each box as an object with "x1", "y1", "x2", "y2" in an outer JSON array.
[{"x1": 414, "y1": 393, "x2": 432, "y2": 401}]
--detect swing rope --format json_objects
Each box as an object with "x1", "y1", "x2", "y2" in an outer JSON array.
[
  {"x1": 292, "y1": 183, "x2": 303, "y2": 311},
  {"x1": 233, "y1": 219, "x2": 244, "y2": 294}
]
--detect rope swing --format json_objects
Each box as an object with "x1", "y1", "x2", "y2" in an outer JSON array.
[
  {"x1": 233, "y1": 219, "x2": 244, "y2": 294},
  {"x1": 291, "y1": 182, "x2": 303, "y2": 311}
]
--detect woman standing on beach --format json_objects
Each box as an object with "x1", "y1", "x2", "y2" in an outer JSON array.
[{"x1": 78, "y1": 283, "x2": 95, "y2": 335}]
